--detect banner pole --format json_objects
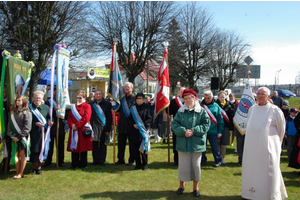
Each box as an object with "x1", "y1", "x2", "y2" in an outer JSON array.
[
  {"x1": 56, "y1": 117, "x2": 59, "y2": 168},
  {"x1": 167, "y1": 106, "x2": 170, "y2": 166},
  {"x1": 113, "y1": 111, "x2": 116, "y2": 165}
]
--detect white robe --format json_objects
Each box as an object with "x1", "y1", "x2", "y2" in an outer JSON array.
[{"x1": 241, "y1": 102, "x2": 288, "y2": 200}]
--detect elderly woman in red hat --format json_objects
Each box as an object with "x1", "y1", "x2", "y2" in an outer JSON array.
[{"x1": 171, "y1": 88, "x2": 211, "y2": 197}]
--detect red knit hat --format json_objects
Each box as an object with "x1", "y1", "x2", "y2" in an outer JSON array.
[{"x1": 182, "y1": 88, "x2": 197, "y2": 97}]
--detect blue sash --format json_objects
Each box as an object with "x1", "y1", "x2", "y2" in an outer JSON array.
[
  {"x1": 130, "y1": 106, "x2": 151, "y2": 153},
  {"x1": 121, "y1": 97, "x2": 131, "y2": 118},
  {"x1": 70, "y1": 105, "x2": 93, "y2": 150},
  {"x1": 29, "y1": 104, "x2": 51, "y2": 162},
  {"x1": 92, "y1": 103, "x2": 110, "y2": 145}
]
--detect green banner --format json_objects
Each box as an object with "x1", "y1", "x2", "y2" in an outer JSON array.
[
  {"x1": 6, "y1": 56, "x2": 32, "y2": 108},
  {"x1": 0, "y1": 54, "x2": 7, "y2": 140}
]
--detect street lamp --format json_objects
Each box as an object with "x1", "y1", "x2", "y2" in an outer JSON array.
[{"x1": 274, "y1": 69, "x2": 281, "y2": 90}]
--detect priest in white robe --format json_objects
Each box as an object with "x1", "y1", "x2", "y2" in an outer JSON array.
[{"x1": 241, "y1": 87, "x2": 288, "y2": 200}]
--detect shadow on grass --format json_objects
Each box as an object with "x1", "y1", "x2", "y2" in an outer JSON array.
[{"x1": 80, "y1": 191, "x2": 242, "y2": 200}]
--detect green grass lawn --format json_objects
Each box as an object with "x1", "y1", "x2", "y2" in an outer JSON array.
[{"x1": 1, "y1": 134, "x2": 300, "y2": 200}]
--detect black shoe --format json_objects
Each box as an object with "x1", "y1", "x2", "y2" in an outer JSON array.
[
  {"x1": 31, "y1": 169, "x2": 36, "y2": 175},
  {"x1": 91, "y1": 162, "x2": 99, "y2": 165},
  {"x1": 176, "y1": 188, "x2": 184, "y2": 195},
  {"x1": 59, "y1": 163, "x2": 65, "y2": 167},
  {"x1": 99, "y1": 162, "x2": 105, "y2": 166},
  {"x1": 126, "y1": 162, "x2": 133, "y2": 166},
  {"x1": 79, "y1": 165, "x2": 87, "y2": 169},
  {"x1": 193, "y1": 190, "x2": 200, "y2": 197},
  {"x1": 134, "y1": 166, "x2": 141, "y2": 170},
  {"x1": 42, "y1": 163, "x2": 51, "y2": 167},
  {"x1": 163, "y1": 139, "x2": 166, "y2": 143},
  {"x1": 70, "y1": 166, "x2": 77, "y2": 170},
  {"x1": 173, "y1": 162, "x2": 178, "y2": 166},
  {"x1": 115, "y1": 160, "x2": 125, "y2": 165},
  {"x1": 36, "y1": 169, "x2": 42, "y2": 175},
  {"x1": 238, "y1": 161, "x2": 242, "y2": 166},
  {"x1": 142, "y1": 165, "x2": 148, "y2": 171}
]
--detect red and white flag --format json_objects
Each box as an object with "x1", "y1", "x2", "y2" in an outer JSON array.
[{"x1": 153, "y1": 50, "x2": 170, "y2": 121}]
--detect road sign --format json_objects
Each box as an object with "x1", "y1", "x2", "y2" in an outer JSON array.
[{"x1": 244, "y1": 56, "x2": 253, "y2": 65}]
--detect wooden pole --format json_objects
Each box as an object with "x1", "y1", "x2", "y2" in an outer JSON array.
[
  {"x1": 113, "y1": 111, "x2": 116, "y2": 165},
  {"x1": 56, "y1": 117, "x2": 59, "y2": 168},
  {"x1": 167, "y1": 106, "x2": 170, "y2": 166}
]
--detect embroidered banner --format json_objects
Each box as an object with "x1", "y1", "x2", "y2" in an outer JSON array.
[{"x1": 233, "y1": 80, "x2": 255, "y2": 135}]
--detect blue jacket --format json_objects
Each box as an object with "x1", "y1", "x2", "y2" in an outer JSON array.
[{"x1": 285, "y1": 115, "x2": 297, "y2": 136}]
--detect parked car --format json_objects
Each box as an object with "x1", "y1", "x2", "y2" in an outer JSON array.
[{"x1": 277, "y1": 89, "x2": 296, "y2": 98}]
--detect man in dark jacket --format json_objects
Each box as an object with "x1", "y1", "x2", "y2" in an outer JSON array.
[
  {"x1": 271, "y1": 91, "x2": 283, "y2": 108},
  {"x1": 115, "y1": 82, "x2": 136, "y2": 165},
  {"x1": 89, "y1": 89, "x2": 112, "y2": 166},
  {"x1": 169, "y1": 87, "x2": 185, "y2": 166},
  {"x1": 130, "y1": 93, "x2": 152, "y2": 170}
]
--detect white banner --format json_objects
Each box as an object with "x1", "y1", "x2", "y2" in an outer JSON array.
[
  {"x1": 56, "y1": 47, "x2": 71, "y2": 118},
  {"x1": 233, "y1": 81, "x2": 256, "y2": 135}
]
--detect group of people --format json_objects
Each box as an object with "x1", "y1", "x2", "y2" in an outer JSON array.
[
  {"x1": 169, "y1": 86, "x2": 299, "y2": 199},
  {"x1": 1, "y1": 81, "x2": 299, "y2": 199}
]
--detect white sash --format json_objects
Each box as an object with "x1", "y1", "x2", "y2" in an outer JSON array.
[
  {"x1": 202, "y1": 104, "x2": 218, "y2": 126},
  {"x1": 10, "y1": 113, "x2": 30, "y2": 161},
  {"x1": 220, "y1": 108, "x2": 230, "y2": 125},
  {"x1": 175, "y1": 97, "x2": 183, "y2": 108}
]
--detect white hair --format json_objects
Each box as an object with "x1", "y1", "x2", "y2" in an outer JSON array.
[
  {"x1": 33, "y1": 90, "x2": 44, "y2": 97},
  {"x1": 257, "y1": 87, "x2": 270, "y2": 95},
  {"x1": 204, "y1": 90, "x2": 213, "y2": 97},
  {"x1": 125, "y1": 82, "x2": 134, "y2": 89}
]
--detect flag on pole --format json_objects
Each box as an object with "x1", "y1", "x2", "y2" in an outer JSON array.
[
  {"x1": 233, "y1": 80, "x2": 256, "y2": 135},
  {"x1": 153, "y1": 50, "x2": 170, "y2": 121},
  {"x1": 0, "y1": 50, "x2": 10, "y2": 156},
  {"x1": 108, "y1": 42, "x2": 124, "y2": 112},
  {"x1": 55, "y1": 44, "x2": 72, "y2": 118}
]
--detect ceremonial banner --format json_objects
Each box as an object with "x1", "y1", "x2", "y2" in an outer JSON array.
[
  {"x1": 233, "y1": 80, "x2": 255, "y2": 135},
  {"x1": 55, "y1": 44, "x2": 71, "y2": 118},
  {"x1": 153, "y1": 50, "x2": 170, "y2": 121},
  {"x1": 6, "y1": 56, "x2": 32, "y2": 108},
  {"x1": 0, "y1": 50, "x2": 10, "y2": 155},
  {"x1": 5, "y1": 54, "x2": 33, "y2": 164},
  {"x1": 107, "y1": 43, "x2": 124, "y2": 112}
]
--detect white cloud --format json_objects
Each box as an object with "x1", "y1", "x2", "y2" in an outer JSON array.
[{"x1": 251, "y1": 44, "x2": 300, "y2": 85}]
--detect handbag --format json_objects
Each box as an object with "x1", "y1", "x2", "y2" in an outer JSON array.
[{"x1": 82, "y1": 128, "x2": 92, "y2": 138}]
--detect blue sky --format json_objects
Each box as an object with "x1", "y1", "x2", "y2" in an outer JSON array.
[{"x1": 189, "y1": 1, "x2": 300, "y2": 85}]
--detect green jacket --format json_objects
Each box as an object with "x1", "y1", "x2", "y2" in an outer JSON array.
[
  {"x1": 171, "y1": 101, "x2": 210, "y2": 153},
  {"x1": 200, "y1": 100, "x2": 224, "y2": 135}
]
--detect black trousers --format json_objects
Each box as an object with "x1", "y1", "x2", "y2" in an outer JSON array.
[
  {"x1": 71, "y1": 151, "x2": 87, "y2": 168},
  {"x1": 117, "y1": 133, "x2": 134, "y2": 163},
  {"x1": 172, "y1": 132, "x2": 178, "y2": 165},
  {"x1": 92, "y1": 141, "x2": 107, "y2": 164},
  {"x1": 45, "y1": 133, "x2": 65, "y2": 165},
  {"x1": 131, "y1": 141, "x2": 148, "y2": 168},
  {"x1": 236, "y1": 127, "x2": 245, "y2": 163}
]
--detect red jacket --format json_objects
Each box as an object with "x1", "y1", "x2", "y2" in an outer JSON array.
[{"x1": 67, "y1": 102, "x2": 93, "y2": 152}]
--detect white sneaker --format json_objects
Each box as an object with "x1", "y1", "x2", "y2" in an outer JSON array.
[
  {"x1": 157, "y1": 136, "x2": 162, "y2": 143},
  {"x1": 221, "y1": 159, "x2": 226, "y2": 164}
]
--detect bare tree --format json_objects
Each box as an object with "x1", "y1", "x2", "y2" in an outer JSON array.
[
  {"x1": 166, "y1": 18, "x2": 187, "y2": 96},
  {"x1": 89, "y1": 1, "x2": 174, "y2": 83},
  {"x1": 0, "y1": 1, "x2": 90, "y2": 96},
  {"x1": 206, "y1": 29, "x2": 251, "y2": 90},
  {"x1": 175, "y1": 2, "x2": 217, "y2": 92}
]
